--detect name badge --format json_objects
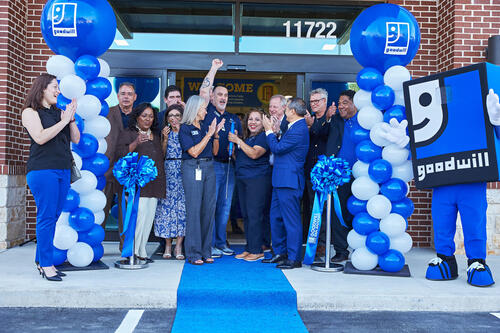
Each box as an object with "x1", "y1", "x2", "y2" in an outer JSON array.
[
  {"x1": 195, "y1": 167, "x2": 202, "y2": 181},
  {"x1": 191, "y1": 130, "x2": 199, "y2": 135}
]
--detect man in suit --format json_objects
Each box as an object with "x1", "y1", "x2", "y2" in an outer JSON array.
[
  {"x1": 325, "y1": 89, "x2": 357, "y2": 263},
  {"x1": 262, "y1": 98, "x2": 310, "y2": 269},
  {"x1": 269, "y1": 94, "x2": 289, "y2": 136},
  {"x1": 103, "y1": 82, "x2": 137, "y2": 250}
]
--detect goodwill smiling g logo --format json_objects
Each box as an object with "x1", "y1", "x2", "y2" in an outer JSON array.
[
  {"x1": 52, "y1": 3, "x2": 77, "y2": 37},
  {"x1": 385, "y1": 22, "x2": 410, "y2": 55}
]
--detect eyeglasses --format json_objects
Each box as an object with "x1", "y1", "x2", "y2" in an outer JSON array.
[
  {"x1": 167, "y1": 114, "x2": 182, "y2": 118},
  {"x1": 309, "y1": 98, "x2": 325, "y2": 105}
]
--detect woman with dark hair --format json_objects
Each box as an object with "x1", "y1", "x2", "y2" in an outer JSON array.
[
  {"x1": 228, "y1": 108, "x2": 272, "y2": 261},
  {"x1": 22, "y1": 73, "x2": 80, "y2": 281},
  {"x1": 153, "y1": 104, "x2": 186, "y2": 260},
  {"x1": 116, "y1": 102, "x2": 165, "y2": 262}
]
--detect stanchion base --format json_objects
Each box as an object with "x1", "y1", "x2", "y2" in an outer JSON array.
[
  {"x1": 114, "y1": 258, "x2": 149, "y2": 270},
  {"x1": 311, "y1": 262, "x2": 344, "y2": 272}
]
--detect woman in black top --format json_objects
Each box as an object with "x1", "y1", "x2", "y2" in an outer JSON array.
[{"x1": 22, "y1": 74, "x2": 80, "y2": 281}]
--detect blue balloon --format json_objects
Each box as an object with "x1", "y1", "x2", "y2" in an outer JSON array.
[
  {"x1": 356, "y1": 67, "x2": 384, "y2": 91},
  {"x1": 74, "y1": 55, "x2": 100, "y2": 81},
  {"x1": 371, "y1": 85, "x2": 395, "y2": 110},
  {"x1": 384, "y1": 105, "x2": 406, "y2": 123},
  {"x1": 352, "y1": 212, "x2": 380, "y2": 236},
  {"x1": 96, "y1": 175, "x2": 106, "y2": 190},
  {"x1": 74, "y1": 113, "x2": 84, "y2": 133},
  {"x1": 381, "y1": 178, "x2": 408, "y2": 202},
  {"x1": 56, "y1": 94, "x2": 71, "y2": 110},
  {"x1": 378, "y1": 249, "x2": 405, "y2": 272},
  {"x1": 62, "y1": 188, "x2": 80, "y2": 212},
  {"x1": 114, "y1": 77, "x2": 160, "y2": 105},
  {"x1": 368, "y1": 159, "x2": 393, "y2": 184},
  {"x1": 40, "y1": 0, "x2": 117, "y2": 61},
  {"x1": 110, "y1": 204, "x2": 119, "y2": 219},
  {"x1": 391, "y1": 197, "x2": 415, "y2": 219},
  {"x1": 350, "y1": 3, "x2": 421, "y2": 72},
  {"x1": 356, "y1": 140, "x2": 382, "y2": 163},
  {"x1": 92, "y1": 244, "x2": 104, "y2": 262},
  {"x1": 74, "y1": 133, "x2": 98, "y2": 158},
  {"x1": 86, "y1": 77, "x2": 112, "y2": 101},
  {"x1": 69, "y1": 207, "x2": 95, "y2": 232},
  {"x1": 78, "y1": 224, "x2": 105, "y2": 247},
  {"x1": 351, "y1": 124, "x2": 370, "y2": 144},
  {"x1": 366, "y1": 231, "x2": 391, "y2": 255},
  {"x1": 82, "y1": 153, "x2": 110, "y2": 176},
  {"x1": 53, "y1": 247, "x2": 67, "y2": 266},
  {"x1": 347, "y1": 196, "x2": 367, "y2": 215},
  {"x1": 99, "y1": 101, "x2": 109, "y2": 117}
]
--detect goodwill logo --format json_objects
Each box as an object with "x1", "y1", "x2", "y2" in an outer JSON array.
[
  {"x1": 384, "y1": 22, "x2": 410, "y2": 55},
  {"x1": 52, "y1": 3, "x2": 77, "y2": 37}
]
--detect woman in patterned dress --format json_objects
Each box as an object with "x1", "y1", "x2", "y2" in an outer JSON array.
[{"x1": 154, "y1": 104, "x2": 186, "y2": 260}]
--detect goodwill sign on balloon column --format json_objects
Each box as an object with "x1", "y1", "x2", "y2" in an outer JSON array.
[
  {"x1": 40, "y1": 0, "x2": 117, "y2": 267},
  {"x1": 346, "y1": 3, "x2": 419, "y2": 273}
]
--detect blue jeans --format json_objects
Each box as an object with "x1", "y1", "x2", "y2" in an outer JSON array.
[
  {"x1": 27, "y1": 169, "x2": 70, "y2": 267},
  {"x1": 213, "y1": 161, "x2": 235, "y2": 248}
]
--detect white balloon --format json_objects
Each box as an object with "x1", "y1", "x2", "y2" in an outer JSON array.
[
  {"x1": 389, "y1": 232, "x2": 413, "y2": 254},
  {"x1": 380, "y1": 213, "x2": 407, "y2": 237},
  {"x1": 353, "y1": 89, "x2": 372, "y2": 110},
  {"x1": 56, "y1": 212, "x2": 70, "y2": 226},
  {"x1": 392, "y1": 160, "x2": 414, "y2": 182},
  {"x1": 347, "y1": 230, "x2": 367, "y2": 250},
  {"x1": 352, "y1": 161, "x2": 369, "y2": 179},
  {"x1": 67, "y1": 242, "x2": 94, "y2": 267},
  {"x1": 46, "y1": 55, "x2": 75, "y2": 79},
  {"x1": 351, "y1": 176, "x2": 380, "y2": 201},
  {"x1": 358, "y1": 105, "x2": 383, "y2": 130},
  {"x1": 94, "y1": 210, "x2": 105, "y2": 225},
  {"x1": 53, "y1": 224, "x2": 78, "y2": 250},
  {"x1": 97, "y1": 138, "x2": 108, "y2": 154},
  {"x1": 71, "y1": 170, "x2": 97, "y2": 195},
  {"x1": 393, "y1": 90, "x2": 405, "y2": 106},
  {"x1": 77, "y1": 95, "x2": 102, "y2": 120},
  {"x1": 384, "y1": 65, "x2": 411, "y2": 92},
  {"x1": 72, "y1": 151, "x2": 82, "y2": 169},
  {"x1": 84, "y1": 116, "x2": 111, "y2": 138},
  {"x1": 367, "y1": 195, "x2": 392, "y2": 219},
  {"x1": 59, "y1": 74, "x2": 86, "y2": 100},
  {"x1": 382, "y1": 145, "x2": 409, "y2": 166},
  {"x1": 370, "y1": 122, "x2": 392, "y2": 147},
  {"x1": 351, "y1": 247, "x2": 378, "y2": 271},
  {"x1": 98, "y1": 58, "x2": 110, "y2": 78},
  {"x1": 79, "y1": 189, "x2": 107, "y2": 213}
]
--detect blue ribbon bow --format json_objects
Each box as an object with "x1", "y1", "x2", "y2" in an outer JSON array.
[
  {"x1": 113, "y1": 152, "x2": 158, "y2": 258},
  {"x1": 303, "y1": 155, "x2": 351, "y2": 265}
]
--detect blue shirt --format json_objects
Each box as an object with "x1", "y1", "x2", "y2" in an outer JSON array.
[
  {"x1": 235, "y1": 132, "x2": 271, "y2": 179},
  {"x1": 179, "y1": 123, "x2": 213, "y2": 160},
  {"x1": 120, "y1": 107, "x2": 130, "y2": 129},
  {"x1": 337, "y1": 114, "x2": 358, "y2": 168},
  {"x1": 203, "y1": 103, "x2": 242, "y2": 161}
]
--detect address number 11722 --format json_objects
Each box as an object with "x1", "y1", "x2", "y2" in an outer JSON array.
[{"x1": 283, "y1": 20, "x2": 337, "y2": 38}]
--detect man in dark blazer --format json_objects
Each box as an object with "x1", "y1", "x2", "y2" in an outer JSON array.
[
  {"x1": 262, "y1": 98, "x2": 310, "y2": 269},
  {"x1": 325, "y1": 89, "x2": 358, "y2": 263}
]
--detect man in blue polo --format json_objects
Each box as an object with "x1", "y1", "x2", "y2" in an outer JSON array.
[{"x1": 199, "y1": 59, "x2": 243, "y2": 257}]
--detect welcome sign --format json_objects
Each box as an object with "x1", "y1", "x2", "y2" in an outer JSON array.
[{"x1": 182, "y1": 78, "x2": 278, "y2": 107}]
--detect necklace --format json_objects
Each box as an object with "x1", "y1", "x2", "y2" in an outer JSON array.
[{"x1": 136, "y1": 126, "x2": 152, "y2": 137}]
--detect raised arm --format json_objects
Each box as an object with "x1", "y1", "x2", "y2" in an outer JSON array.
[{"x1": 200, "y1": 59, "x2": 223, "y2": 103}]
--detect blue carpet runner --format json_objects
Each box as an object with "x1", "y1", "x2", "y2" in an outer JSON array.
[{"x1": 171, "y1": 249, "x2": 308, "y2": 333}]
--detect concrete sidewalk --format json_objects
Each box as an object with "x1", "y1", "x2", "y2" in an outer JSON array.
[{"x1": 0, "y1": 242, "x2": 498, "y2": 311}]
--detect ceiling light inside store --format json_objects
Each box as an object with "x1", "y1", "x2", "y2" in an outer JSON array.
[
  {"x1": 115, "y1": 40, "x2": 129, "y2": 46},
  {"x1": 322, "y1": 44, "x2": 336, "y2": 51}
]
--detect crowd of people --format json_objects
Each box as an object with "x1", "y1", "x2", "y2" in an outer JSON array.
[{"x1": 24, "y1": 58, "x2": 362, "y2": 276}]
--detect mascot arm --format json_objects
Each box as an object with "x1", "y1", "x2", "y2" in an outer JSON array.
[
  {"x1": 487, "y1": 89, "x2": 500, "y2": 138},
  {"x1": 379, "y1": 118, "x2": 410, "y2": 148}
]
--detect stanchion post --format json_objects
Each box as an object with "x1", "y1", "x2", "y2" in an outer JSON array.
[{"x1": 115, "y1": 222, "x2": 148, "y2": 269}]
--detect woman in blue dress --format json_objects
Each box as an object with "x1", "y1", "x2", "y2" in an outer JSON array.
[{"x1": 154, "y1": 104, "x2": 186, "y2": 260}]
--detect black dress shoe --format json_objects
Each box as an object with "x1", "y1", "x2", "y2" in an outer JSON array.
[
  {"x1": 55, "y1": 270, "x2": 66, "y2": 277},
  {"x1": 330, "y1": 252, "x2": 349, "y2": 263},
  {"x1": 277, "y1": 260, "x2": 302, "y2": 269},
  {"x1": 262, "y1": 254, "x2": 287, "y2": 264}
]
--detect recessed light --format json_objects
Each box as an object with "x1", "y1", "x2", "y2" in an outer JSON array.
[
  {"x1": 322, "y1": 44, "x2": 336, "y2": 51},
  {"x1": 115, "y1": 40, "x2": 129, "y2": 46}
]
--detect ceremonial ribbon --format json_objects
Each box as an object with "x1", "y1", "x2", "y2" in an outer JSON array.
[
  {"x1": 113, "y1": 152, "x2": 158, "y2": 258},
  {"x1": 303, "y1": 155, "x2": 351, "y2": 265}
]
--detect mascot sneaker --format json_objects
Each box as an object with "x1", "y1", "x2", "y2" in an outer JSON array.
[
  {"x1": 467, "y1": 259, "x2": 495, "y2": 287},
  {"x1": 426, "y1": 254, "x2": 458, "y2": 281}
]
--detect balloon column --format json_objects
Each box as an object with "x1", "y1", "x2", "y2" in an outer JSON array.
[
  {"x1": 41, "y1": 0, "x2": 117, "y2": 267},
  {"x1": 347, "y1": 4, "x2": 419, "y2": 272}
]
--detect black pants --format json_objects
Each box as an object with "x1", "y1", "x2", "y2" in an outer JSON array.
[
  {"x1": 237, "y1": 174, "x2": 272, "y2": 254},
  {"x1": 330, "y1": 179, "x2": 354, "y2": 256}
]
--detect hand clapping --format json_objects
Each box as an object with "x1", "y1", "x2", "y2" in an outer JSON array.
[{"x1": 61, "y1": 99, "x2": 77, "y2": 124}]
